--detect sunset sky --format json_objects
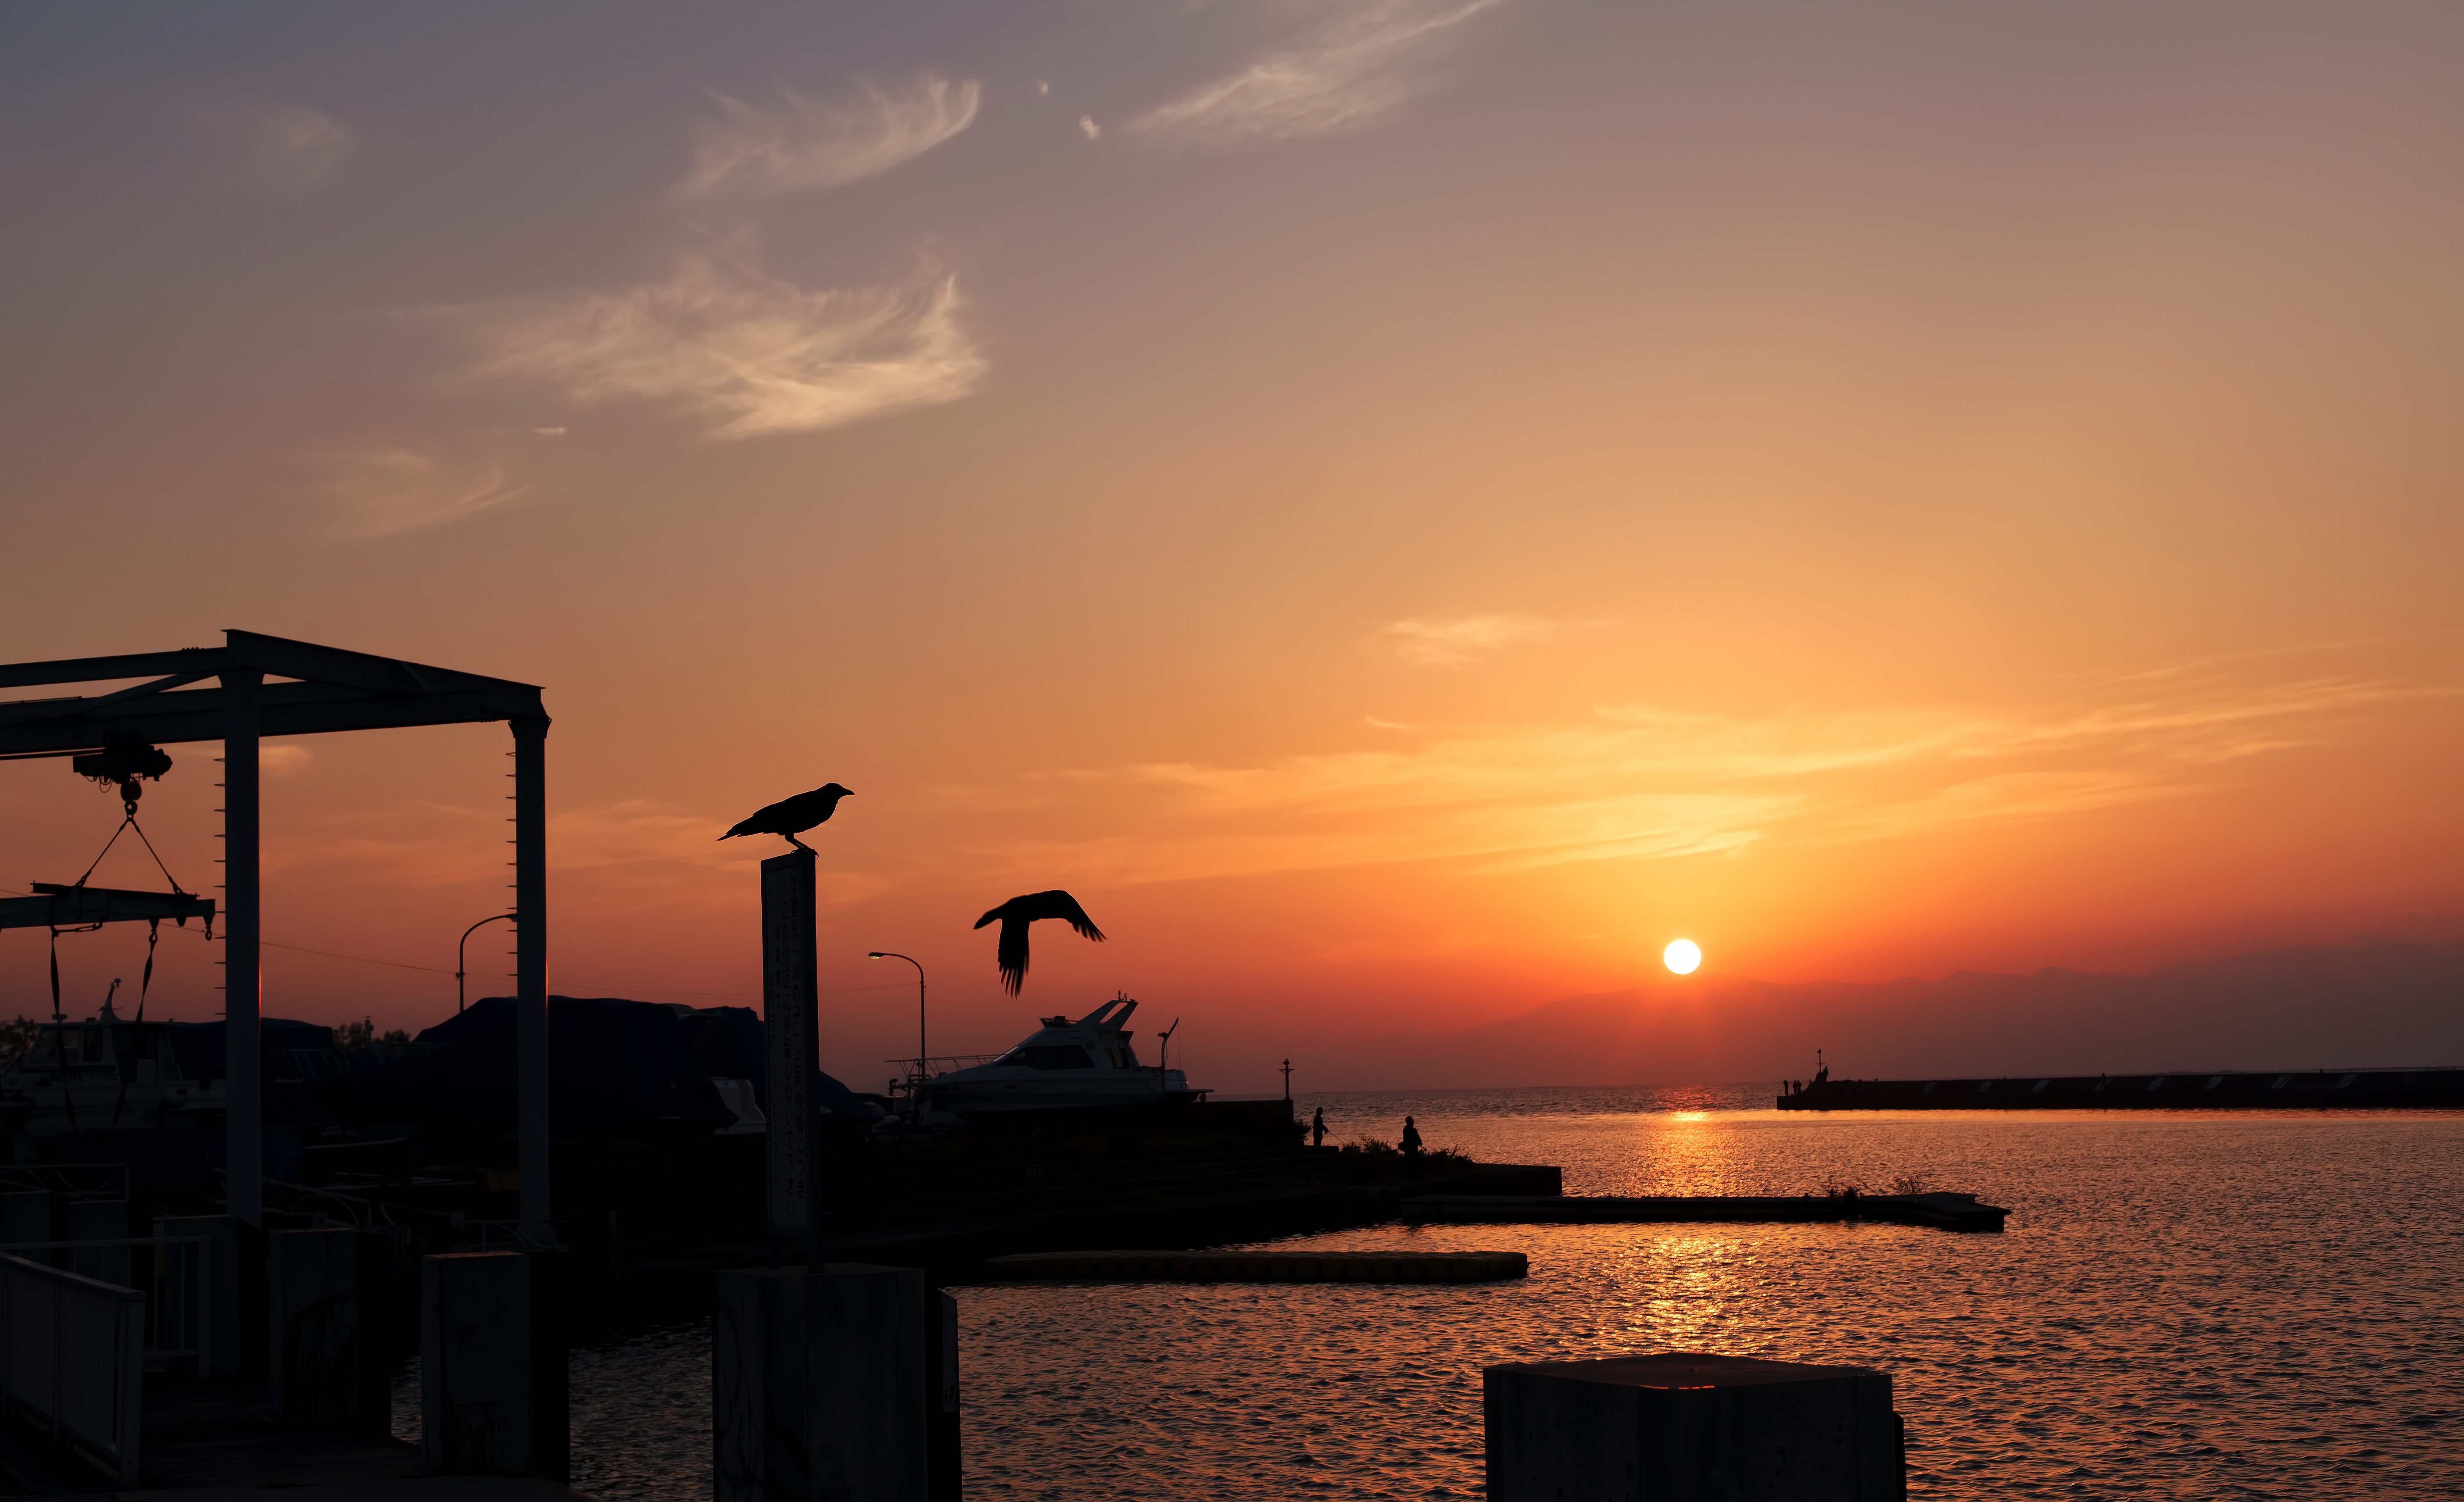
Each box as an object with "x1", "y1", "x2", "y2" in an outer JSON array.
[{"x1": 4, "y1": 3, "x2": 2460, "y2": 1092}]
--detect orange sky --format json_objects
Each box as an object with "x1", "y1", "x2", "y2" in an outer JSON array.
[{"x1": 3, "y1": 4, "x2": 2460, "y2": 1092}]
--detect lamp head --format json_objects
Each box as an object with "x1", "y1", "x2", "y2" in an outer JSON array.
[{"x1": 868, "y1": 952, "x2": 885, "y2": 959}]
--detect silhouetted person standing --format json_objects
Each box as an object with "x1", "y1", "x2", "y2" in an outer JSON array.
[
  {"x1": 1311, "y1": 1107, "x2": 1328, "y2": 1148},
  {"x1": 1400, "y1": 1115, "x2": 1423, "y2": 1178}
]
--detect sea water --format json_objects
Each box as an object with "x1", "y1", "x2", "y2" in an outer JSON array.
[{"x1": 419, "y1": 1086, "x2": 2464, "y2": 1499}]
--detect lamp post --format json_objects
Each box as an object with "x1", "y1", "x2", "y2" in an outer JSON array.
[
  {"x1": 456, "y1": 912, "x2": 516, "y2": 1013},
  {"x1": 868, "y1": 951, "x2": 927, "y2": 1073}
]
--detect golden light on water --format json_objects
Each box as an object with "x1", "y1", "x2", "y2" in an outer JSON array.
[{"x1": 1664, "y1": 939, "x2": 1702, "y2": 975}]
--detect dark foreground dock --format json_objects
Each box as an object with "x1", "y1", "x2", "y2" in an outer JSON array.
[
  {"x1": 1406, "y1": 1192, "x2": 2010, "y2": 1233},
  {"x1": 1777, "y1": 1066, "x2": 2464, "y2": 1112},
  {"x1": 0, "y1": 1380, "x2": 578, "y2": 1502},
  {"x1": 984, "y1": 1248, "x2": 1529, "y2": 1282}
]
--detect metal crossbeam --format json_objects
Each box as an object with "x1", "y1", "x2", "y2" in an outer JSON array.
[
  {"x1": 0, "y1": 631, "x2": 542, "y2": 758},
  {"x1": 0, "y1": 884, "x2": 215, "y2": 931}
]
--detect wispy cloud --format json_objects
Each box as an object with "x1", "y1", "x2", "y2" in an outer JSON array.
[
  {"x1": 260, "y1": 744, "x2": 315, "y2": 777},
  {"x1": 675, "y1": 76, "x2": 980, "y2": 204},
  {"x1": 233, "y1": 103, "x2": 355, "y2": 194},
  {"x1": 957, "y1": 668, "x2": 2454, "y2": 887},
  {"x1": 322, "y1": 436, "x2": 538, "y2": 536},
  {"x1": 1136, "y1": 0, "x2": 1510, "y2": 146},
  {"x1": 1384, "y1": 613, "x2": 1570, "y2": 667},
  {"x1": 454, "y1": 250, "x2": 986, "y2": 439}
]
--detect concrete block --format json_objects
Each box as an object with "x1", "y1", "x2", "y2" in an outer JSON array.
[
  {"x1": 161, "y1": 1214, "x2": 238, "y2": 1377},
  {"x1": 714, "y1": 1262, "x2": 944, "y2": 1502},
  {"x1": 270, "y1": 1228, "x2": 390, "y2": 1425},
  {"x1": 1484, "y1": 1352, "x2": 1904, "y2": 1502},
  {"x1": 422, "y1": 1251, "x2": 568, "y2": 1478}
]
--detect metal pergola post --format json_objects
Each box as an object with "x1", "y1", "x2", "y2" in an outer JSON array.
[
  {"x1": 221, "y1": 665, "x2": 262, "y2": 1229},
  {"x1": 512, "y1": 715, "x2": 550, "y2": 1240}
]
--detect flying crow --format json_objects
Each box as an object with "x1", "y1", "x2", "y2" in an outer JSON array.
[
  {"x1": 718, "y1": 783, "x2": 854, "y2": 852},
  {"x1": 973, "y1": 890, "x2": 1105, "y2": 995}
]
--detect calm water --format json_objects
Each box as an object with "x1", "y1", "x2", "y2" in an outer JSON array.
[{"x1": 412, "y1": 1086, "x2": 2464, "y2": 1499}]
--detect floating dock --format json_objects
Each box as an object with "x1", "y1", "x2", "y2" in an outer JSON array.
[
  {"x1": 1777, "y1": 1067, "x2": 2464, "y2": 1112},
  {"x1": 1405, "y1": 1192, "x2": 2009, "y2": 1233},
  {"x1": 982, "y1": 1248, "x2": 1529, "y2": 1282}
]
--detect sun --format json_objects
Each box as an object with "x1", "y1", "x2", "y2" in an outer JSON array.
[{"x1": 1663, "y1": 939, "x2": 1702, "y2": 975}]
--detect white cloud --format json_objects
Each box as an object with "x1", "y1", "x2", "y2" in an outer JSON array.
[
  {"x1": 323, "y1": 438, "x2": 533, "y2": 536},
  {"x1": 235, "y1": 103, "x2": 355, "y2": 194},
  {"x1": 1383, "y1": 613, "x2": 1567, "y2": 667},
  {"x1": 1079, "y1": 115, "x2": 1103, "y2": 141},
  {"x1": 1136, "y1": 0, "x2": 1509, "y2": 146},
  {"x1": 675, "y1": 75, "x2": 980, "y2": 204},
  {"x1": 455, "y1": 251, "x2": 987, "y2": 440}
]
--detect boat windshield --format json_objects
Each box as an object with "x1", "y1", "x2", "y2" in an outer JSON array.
[{"x1": 992, "y1": 1045, "x2": 1095, "y2": 1071}]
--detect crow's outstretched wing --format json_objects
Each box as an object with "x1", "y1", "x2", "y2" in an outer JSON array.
[
  {"x1": 995, "y1": 916, "x2": 1029, "y2": 995},
  {"x1": 1019, "y1": 889, "x2": 1106, "y2": 943}
]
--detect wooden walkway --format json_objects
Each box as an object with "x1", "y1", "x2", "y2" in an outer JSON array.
[{"x1": 0, "y1": 1383, "x2": 582, "y2": 1502}]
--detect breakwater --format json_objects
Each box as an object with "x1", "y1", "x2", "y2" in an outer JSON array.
[{"x1": 1777, "y1": 1066, "x2": 2464, "y2": 1112}]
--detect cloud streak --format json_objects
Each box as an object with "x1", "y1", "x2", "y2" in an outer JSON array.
[
  {"x1": 675, "y1": 76, "x2": 980, "y2": 204},
  {"x1": 963, "y1": 669, "x2": 2454, "y2": 887},
  {"x1": 1383, "y1": 613, "x2": 1569, "y2": 666},
  {"x1": 324, "y1": 437, "x2": 534, "y2": 536},
  {"x1": 233, "y1": 103, "x2": 356, "y2": 194},
  {"x1": 455, "y1": 252, "x2": 986, "y2": 439},
  {"x1": 1136, "y1": 0, "x2": 1510, "y2": 146}
]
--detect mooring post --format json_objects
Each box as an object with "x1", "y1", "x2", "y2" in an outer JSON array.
[
  {"x1": 423, "y1": 1250, "x2": 568, "y2": 1478},
  {"x1": 760, "y1": 848, "x2": 820, "y2": 1266},
  {"x1": 511, "y1": 715, "x2": 551, "y2": 1244},
  {"x1": 1483, "y1": 1352, "x2": 1905, "y2": 1501},
  {"x1": 713, "y1": 1262, "x2": 938, "y2": 1502}
]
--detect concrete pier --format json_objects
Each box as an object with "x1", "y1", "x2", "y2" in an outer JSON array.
[
  {"x1": 1485, "y1": 1352, "x2": 1905, "y2": 1502},
  {"x1": 1779, "y1": 1066, "x2": 2464, "y2": 1111}
]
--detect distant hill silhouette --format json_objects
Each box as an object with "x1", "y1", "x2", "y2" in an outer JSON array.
[{"x1": 1388, "y1": 941, "x2": 2464, "y2": 1088}]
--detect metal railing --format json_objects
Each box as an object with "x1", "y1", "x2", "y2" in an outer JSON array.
[
  {"x1": 0, "y1": 1254, "x2": 145, "y2": 1485},
  {"x1": 0, "y1": 1236, "x2": 214, "y2": 1376}
]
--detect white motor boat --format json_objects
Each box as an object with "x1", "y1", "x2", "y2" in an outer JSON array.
[{"x1": 914, "y1": 995, "x2": 1205, "y2": 1119}]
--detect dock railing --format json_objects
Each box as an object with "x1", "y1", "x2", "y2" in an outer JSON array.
[
  {"x1": 0, "y1": 1237, "x2": 215, "y2": 1377},
  {"x1": 0, "y1": 1253, "x2": 145, "y2": 1485}
]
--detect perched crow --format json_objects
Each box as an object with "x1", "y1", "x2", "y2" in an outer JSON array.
[
  {"x1": 973, "y1": 890, "x2": 1105, "y2": 995},
  {"x1": 717, "y1": 783, "x2": 854, "y2": 852}
]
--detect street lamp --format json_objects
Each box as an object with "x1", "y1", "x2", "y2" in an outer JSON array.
[
  {"x1": 868, "y1": 951, "x2": 927, "y2": 1070},
  {"x1": 457, "y1": 912, "x2": 517, "y2": 1013}
]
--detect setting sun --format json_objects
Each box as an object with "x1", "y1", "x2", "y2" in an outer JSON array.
[{"x1": 1664, "y1": 939, "x2": 1702, "y2": 975}]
